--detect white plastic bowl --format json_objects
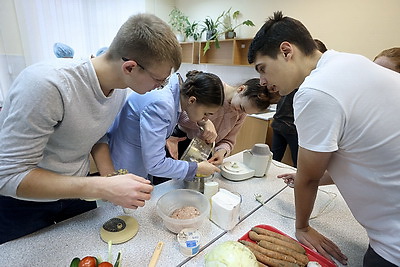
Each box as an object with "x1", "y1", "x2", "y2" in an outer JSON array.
[{"x1": 156, "y1": 189, "x2": 210, "y2": 233}]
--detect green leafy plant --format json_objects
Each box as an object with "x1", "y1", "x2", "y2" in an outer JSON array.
[
  {"x1": 185, "y1": 20, "x2": 201, "y2": 41},
  {"x1": 168, "y1": 7, "x2": 189, "y2": 40},
  {"x1": 200, "y1": 13, "x2": 225, "y2": 54},
  {"x1": 200, "y1": 8, "x2": 255, "y2": 54},
  {"x1": 222, "y1": 8, "x2": 255, "y2": 38}
]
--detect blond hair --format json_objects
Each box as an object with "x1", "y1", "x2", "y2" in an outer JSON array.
[{"x1": 107, "y1": 13, "x2": 182, "y2": 71}]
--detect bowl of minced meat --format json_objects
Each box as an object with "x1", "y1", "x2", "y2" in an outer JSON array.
[{"x1": 156, "y1": 189, "x2": 210, "y2": 233}]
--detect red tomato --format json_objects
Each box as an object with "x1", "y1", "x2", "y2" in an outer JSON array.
[
  {"x1": 98, "y1": 262, "x2": 113, "y2": 267},
  {"x1": 78, "y1": 256, "x2": 97, "y2": 267}
]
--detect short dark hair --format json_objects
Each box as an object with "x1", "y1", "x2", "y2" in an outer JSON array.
[
  {"x1": 242, "y1": 78, "x2": 279, "y2": 111},
  {"x1": 248, "y1": 11, "x2": 317, "y2": 63}
]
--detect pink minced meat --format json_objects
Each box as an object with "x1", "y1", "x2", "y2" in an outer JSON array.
[{"x1": 170, "y1": 206, "x2": 200, "y2": 219}]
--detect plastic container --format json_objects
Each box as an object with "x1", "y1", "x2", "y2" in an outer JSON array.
[
  {"x1": 210, "y1": 189, "x2": 241, "y2": 230},
  {"x1": 156, "y1": 189, "x2": 210, "y2": 233},
  {"x1": 177, "y1": 228, "x2": 201, "y2": 256}
]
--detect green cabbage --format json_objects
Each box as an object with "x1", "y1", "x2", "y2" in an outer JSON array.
[{"x1": 204, "y1": 241, "x2": 258, "y2": 267}]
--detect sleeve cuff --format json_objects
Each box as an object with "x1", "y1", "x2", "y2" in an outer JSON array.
[{"x1": 184, "y1": 162, "x2": 198, "y2": 181}]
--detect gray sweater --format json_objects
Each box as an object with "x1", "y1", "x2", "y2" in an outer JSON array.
[{"x1": 0, "y1": 59, "x2": 127, "y2": 199}]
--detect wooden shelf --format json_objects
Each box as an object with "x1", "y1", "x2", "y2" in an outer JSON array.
[
  {"x1": 200, "y1": 39, "x2": 235, "y2": 65},
  {"x1": 233, "y1": 39, "x2": 252, "y2": 65},
  {"x1": 180, "y1": 38, "x2": 253, "y2": 66},
  {"x1": 180, "y1": 42, "x2": 200, "y2": 64}
]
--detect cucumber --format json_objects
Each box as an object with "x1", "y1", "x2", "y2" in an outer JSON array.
[
  {"x1": 69, "y1": 257, "x2": 80, "y2": 267},
  {"x1": 114, "y1": 252, "x2": 121, "y2": 267}
]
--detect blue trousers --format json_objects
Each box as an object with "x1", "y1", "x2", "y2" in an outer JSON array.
[
  {"x1": 271, "y1": 129, "x2": 299, "y2": 167},
  {"x1": 0, "y1": 196, "x2": 96, "y2": 244}
]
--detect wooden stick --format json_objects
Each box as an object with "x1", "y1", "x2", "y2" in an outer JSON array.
[{"x1": 148, "y1": 241, "x2": 164, "y2": 267}]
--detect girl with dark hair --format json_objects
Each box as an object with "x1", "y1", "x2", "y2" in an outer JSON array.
[
  {"x1": 167, "y1": 78, "x2": 281, "y2": 165},
  {"x1": 107, "y1": 71, "x2": 224, "y2": 182}
]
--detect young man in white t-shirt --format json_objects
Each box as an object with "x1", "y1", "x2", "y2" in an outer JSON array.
[{"x1": 248, "y1": 11, "x2": 400, "y2": 266}]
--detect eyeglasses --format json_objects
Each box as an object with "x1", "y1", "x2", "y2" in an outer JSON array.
[{"x1": 122, "y1": 57, "x2": 170, "y2": 89}]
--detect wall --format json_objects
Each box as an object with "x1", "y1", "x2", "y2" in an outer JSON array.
[
  {"x1": 169, "y1": 0, "x2": 400, "y2": 60},
  {"x1": 145, "y1": 0, "x2": 400, "y2": 85},
  {"x1": 0, "y1": 0, "x2": 23, "y2": 55},
  {"x1": 3, "y1": 0, "x2": 400, "y2": 60},
  {"x1": 0, "y1": 0, "x2": 26, "y2": 104},
  {"x1": 1, "y1": 0, "x2": 399, "y2": 87}
]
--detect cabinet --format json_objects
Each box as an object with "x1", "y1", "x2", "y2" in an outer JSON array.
[
  {"x1": 180, "y1": 38, "x2": 252, "y2": 65},
  {"x1": 231, "y1": 116, "x2": 295, "y2": 167},
  {"x1": 231, "y1": 116, "x2": 270, "y2": 155}
]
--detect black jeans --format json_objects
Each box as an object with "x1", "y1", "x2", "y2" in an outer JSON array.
[
  {"x1": 0, "y1": 196, "x2": 96, "y2": 244},
  {"x1": 363, "y1": 245, "x2": 398, "y2": 267},
  {"x1": 271, "y1": 129, "x2": 299, "y2": 167}
]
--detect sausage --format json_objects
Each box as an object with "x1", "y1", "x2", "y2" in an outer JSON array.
[
  {"x1": 258, "y1": 240, "x2": 309, "y2": 266},
  {"x1": 252, "y1": 227, "x2": 306, "y2": 254},
  {"x1": 239, "y1": 240, "x2": 298, "y2": 264},
  {"x1": 243, "y1": 244, "x2": 300, "y2": 267},
  {"x1": 249, "y1": 231, "x2": 306, "y2": 255}
]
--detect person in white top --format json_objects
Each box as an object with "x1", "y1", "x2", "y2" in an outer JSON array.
[{"x1": 248, "y1": 11, "x2": 400, "y2": 266}]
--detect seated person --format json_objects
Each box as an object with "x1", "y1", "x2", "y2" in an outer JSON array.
[
  {"x1": 167, "y1": 78, "x2": 281, "y2": 165},
  {"x1": 107, "y1": 71, "x2": 223, "y2": 184}
]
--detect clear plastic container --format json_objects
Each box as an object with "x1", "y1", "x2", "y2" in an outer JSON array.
[{"x1": 156, "y1": 189, "x2": 210, "y2": 233}]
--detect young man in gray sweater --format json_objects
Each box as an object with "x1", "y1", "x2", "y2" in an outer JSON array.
[{"x1": 0, "y1": 13, "x2": 182, "y2": 244}]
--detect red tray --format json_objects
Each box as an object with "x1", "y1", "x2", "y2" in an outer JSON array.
[{"x1": 238, "y1": 224, "x2": 335, "y2": 267}]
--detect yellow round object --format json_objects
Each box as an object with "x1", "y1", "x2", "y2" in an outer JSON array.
[{"x1": 100, "y1": 215, "x2": 139, "y2": 244}]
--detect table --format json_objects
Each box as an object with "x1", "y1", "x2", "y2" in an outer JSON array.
[{"x1": 0, "y1": 153, "x2": 368, "y2": 267}]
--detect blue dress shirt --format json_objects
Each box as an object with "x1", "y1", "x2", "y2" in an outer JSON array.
[{"x1": 107, "y1": 73, "x2": 197, "y2": 180}]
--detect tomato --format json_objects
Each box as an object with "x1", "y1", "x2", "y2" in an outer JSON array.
[
  {"x1": 78, "y1": 256, "x2": 98, "y2": 267},
  {"x1": 98, "y1": 262, "x2": 113, "y2": 267}
]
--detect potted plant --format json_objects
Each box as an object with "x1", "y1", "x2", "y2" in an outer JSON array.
[
  {"x1": 200, "y1": 13, "x2": 225, "y2": 54},
  {"x1": 185, "y1": 20, "x2": 201, "y2": 41},
  {"x1": 222, "y1": 8, "x2": 255, "y2": 39},
  {"x1": 168, "y1": 7, "x2": 189, "y2": 42}
]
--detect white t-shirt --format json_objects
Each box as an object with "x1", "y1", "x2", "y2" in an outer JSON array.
[{"x1": 294, "y1": 50, "x2": 400, "y2": 264}]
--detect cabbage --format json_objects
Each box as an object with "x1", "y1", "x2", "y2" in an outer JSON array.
[{"x1": 204, "y1": 241, "x2": 258, "y2": 267}]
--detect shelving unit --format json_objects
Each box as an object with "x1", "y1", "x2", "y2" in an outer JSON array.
[
  {"x1": 180, "y1": 38, "x2": 253, "y2": 66},
  {"x1": 180, "y1": 42, "x2": 200, "y2": 64}
]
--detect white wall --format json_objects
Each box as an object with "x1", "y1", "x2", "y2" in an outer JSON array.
[
  {"x1": 144, "y1": 0, "x2": 400, "y2": 85},
  {"x1": 167, "y1": 0, "x2": 400, "y2": 60},
  {"x1": 1, "y1": 0, "x2": 399, "y2": 89},
  {"x1": 3, "y1": 0, "x2": 400, "y2": 59}
]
